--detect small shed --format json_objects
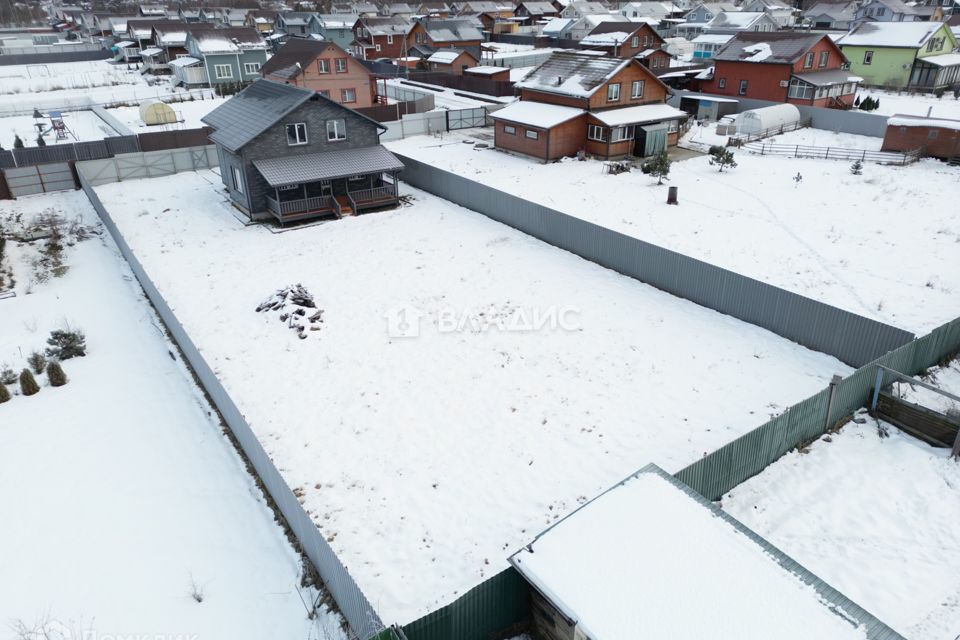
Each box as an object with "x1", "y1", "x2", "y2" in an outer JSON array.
[
  {"x1": 882, "y1": 114, "x2": 960, "y2": 160},
  {"x1": 139, "y1": 101, "x2": 178, "y2": 126},
  {"x1": 464, "y1": 65, "x2": 511, "y2": 82},
  {"x1": 427, "y1": 48, "x2": 479, "y2": 75},
  {"x1": 735, "y1": 103, "x2": 801, "y2": 136},
  {"x1": 678, "y1": 93, "x2": 739, "y2": 122}
]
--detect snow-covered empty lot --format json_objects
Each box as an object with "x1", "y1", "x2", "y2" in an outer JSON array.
[
  {"x1": 723, "y1": 412, "x2": 960, "y2": 640},
  {"x1": 0, "y1": 110, "x2": 120, "y2": 148},
  {"x1": 0, "y1": 191, "x2": 346, "y2": 639},
  {"x1": 96, "y1": 170, "x2": 852, "y2": 623},
  {"x1": 106, "y1": 94, "x2": 226, "y2": 133},
  {"x1": 386, "y1": 130, "x2": 960, "y2": 334}
]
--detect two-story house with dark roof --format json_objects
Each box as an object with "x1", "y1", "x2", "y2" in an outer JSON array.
[
  {"x1": 261, "y1": 39, "x2": 377, "y2": 107},
  {"x1": 491, "y1": 51, "x2": 688, "y2": 161},
  {"x1": 352, "y1": 16, "x2": 412, "y2": 59},
  {"x1": 579, "y1": 21, "x2": 672, "y2": 71},
  {"x1": 405, "y1": 17, "x2": 484, "y2": 59},
  {"x1": 698, "y1": 32, "x2": 861, "y2": 107},
  {"x1": 201, "y1": 80, "x2": 404, "y2": 224}
]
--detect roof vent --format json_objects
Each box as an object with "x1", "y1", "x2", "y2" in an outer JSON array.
[{"x1": 556, "y1": 75, "x2": 563, "y2": 85}]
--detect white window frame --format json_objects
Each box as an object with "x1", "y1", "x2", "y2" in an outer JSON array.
[
  {"x1": 818, "y1": 51, "x2": 828, "y2": 67},
  {"x1": 387, "y1": 34, "x2": 394, "y2": 44},
  {"x1": 231, "y1": 165, "x2": 244, "y2": 193},
  {"x1": 667, "y1": 119, "x2": 679, "y2": 133},
  {"x1": 285, "y1": 122, "x2": 308, "y2": 145},
  {"x1": 718, "y1": 77, "x2": 726, "y2": 88},
  {"x1": 738, "y1": 79, "x2": 748, "y2": 95},
  {"x1": 503, "y1": 124, "x2": 516, "y2": 135},
  {"x1": 863, "y1": 50, "x2": 873, "y2": 65},
  {"x1": 243, "y1": 61, "x2": 261, "y2": 74},
  {"x1": 341, "y1": 87, "x2": 357, "y2": 103},
  {"x1": 803, "y1": 52, "x2": 814, "y2": 68},
  {"x1": 375, "y1": 43, "x2": 381, "y2": 51},
  {"x1": 318, "y1": 59, "x2": 330, "y2": 73},
  {"x1": 631, "y1": 35, "x2": 639, "y2": 47},
  {"x1": 327, "y1": 118, "x2": 347, "y2": 141},
  {"x1": 335, "y1": 57, "x2": 347, "y2": 72},
  {"x1": 787, "y1": 77, "x2": 813, "y2": 100},
  {"x1": 525, "y1": 129, "x2": 539, "y2": 140},
  {"x1": 631, "y1": 79, "x2": 644, "y2": 98},
  {"x1": 607, "y1": 82, "x2": 620, "y2": 101},
  {"x1": 587, "y1": 124, "x2": 606, "y2": 141},
  {"x1": 610, "y1": 125, "x2": 634, "y2": 142},
  {"x1": 214, "y1": 63, "x2": 233, "y2": 79}
]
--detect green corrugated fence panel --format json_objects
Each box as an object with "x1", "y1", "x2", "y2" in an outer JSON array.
[
  {"x1": 401, "y1": 568, "x2": 530, "y2": 640},
  {"x1": 368, "y1": 628, "x2": 402, "y2": 640}
]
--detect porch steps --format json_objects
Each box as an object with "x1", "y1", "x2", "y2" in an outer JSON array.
[{"x1": 335, "y1": 195, "x2": 354, "y2": 217}]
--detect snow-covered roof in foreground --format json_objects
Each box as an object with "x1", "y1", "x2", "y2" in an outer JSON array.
[
  {"x1": 428, "y1": 49, "x2": 466, "y2": 63},
  {"x1": 692, "y1": 32, "x2": 732, "y2": 43},
  {"x1": 464, "y1": 64, "x2": 507, "y2": 74},
  {"x1": 490, "y1": 100, "x2": 585, "y2": 127},
  {"x1": 510, "y1": 467, "x2": 873, "y2": 640},
  {"x1": 591, "y1": 103, "x2": 688, "y2": 126},
  {"x1": 580, "y1": 30, "x2": 632, "y2": 45},
  {"x1": 888, "y1": 114, "x2": 960, "y2": 130}
]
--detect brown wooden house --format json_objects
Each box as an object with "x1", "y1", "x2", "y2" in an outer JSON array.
[
  {"x1": 261, "y1": 39, "x2": 377, "y2": 108},
  {"x1": 491, "y1": 51, "x2": 688, "y2": 162},
  {"x1": 352, "y1": 16, "x2": 411, "y2": 59},
  {"x1": 406, "y1": 17, "x2": 484, "y2": 59},
  {"x1": 427, "y1": 48, "x2": 479, "y2": 74},
  {"x1": 579, "y1": 21, "x2": 670, "y2": 71}
]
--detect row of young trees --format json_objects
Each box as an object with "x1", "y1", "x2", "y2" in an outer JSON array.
[{"x1": 0, "y1": 329, "x2": 85, "y2": 403}]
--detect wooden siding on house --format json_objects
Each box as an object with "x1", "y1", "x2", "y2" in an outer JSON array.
[
  {"x1": 882, "y1": 122, "x2": 960, "y2": 159},
  {"x1": 494, "y1": 115, "x2": 587, "y2": 162},
  {"x1": 587, "y1": 62, "x2": 668, "y2": 111}
]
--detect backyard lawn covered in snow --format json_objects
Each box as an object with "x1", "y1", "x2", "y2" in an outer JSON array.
[
  {"x1": 386, "y1": 130, "x2": 960, "y2": 334},
  {"x1": 105, "y1": 94, "x2": 226, "y2": 133},
  {"x1": 0, "y1": 191, "x2": 346, "y2": 639},
  {"x1": 96, "y1": 169, "x2": 853, "y2": 624},
  {"x1": 723, "y1": 408, "x2": 960, "y2": 640}
]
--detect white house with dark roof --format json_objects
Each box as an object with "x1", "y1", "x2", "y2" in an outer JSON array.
[{"x1": 703, "y1": 10, "x2": 779, "y2": 33}]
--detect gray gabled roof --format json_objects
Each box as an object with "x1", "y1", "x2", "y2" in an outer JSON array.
[
  {"x1": 202, "y1": 80, "x2": 317, "y2": 152},
  {"x1": 714, "y1": 31, "x2": 832, "y2": 64},
  {"x1": 202, "y1": 79, "x2": 388, "y2": 153},
  {"x1": 253, "y1": 145, "x2": 404, "y2": 186}
]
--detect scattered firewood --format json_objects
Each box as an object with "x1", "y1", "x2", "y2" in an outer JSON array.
[{"x1": 255, "y1": 284, "x2": 325, "y2": 340}]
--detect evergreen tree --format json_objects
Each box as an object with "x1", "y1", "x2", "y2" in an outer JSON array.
[
  {"x1": 647, "y1": 150, "x2": 672, "y2": 185},
  {"x1": 0, "y1": 382, "x2": 10, "y2": 404},
  {"x1": 709, "y1": 147, "x2": 737, "y2": 173},
  {"x1": 46, "y1": 329, "x2": 87, "y2": 360},
  {"x1": 850, "y1": 160, "x2": 863, "y2": 175},
  {"x1": 19, "y1": 369, "x2": 39, "y2": 396},
  {"x1": 13, "y1": 134, "x2": 24, "y2": 149},
  {"x1": 47, "y1": 361, "x2": 68, "y2": 387},
  {"x1": 854, "y1": 95, "x2": 861, "y2": 107}
]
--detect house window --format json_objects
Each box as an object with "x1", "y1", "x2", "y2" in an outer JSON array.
[
  {"x1": 667, "y1": 119, "x2": 679, "y2": 132},
  {"x1": 231, "y1": 166, "x2": 243, "y2": 193},
  {"x1": 318, "y1": 59, "x2": 329, "y2": 73},
  {"x1": 631, "y1": 79, "x2": 644, "y2": 98},
  {"x1": 607, "y1": 83, "x2": 621, "y2": 101},
  {"x1": 610, "y1": 125, "x2": 634, "y2": 142},
  {"x1": 387, "y1": 34, "x2": 394, "y2": 44},
  {"x1": 631, "y1": 35, "x2": 639, "y2": 47},
  {"x1": 525, "y1": 129, "x2": 539, "y2": 139},
  {"x1": 587, "y1": 124, "x2": 606, "y2": 141},
  {"x1": 214, "y1": 64, "x2": 233, "y2": 79},
  {"x1": 503, "y1": 124, "x2": 516, "y2": 134},
  {"x1": 375, "y1": 43, "x2": 381, "y2": 51},
  {"x1": 327, "y1": 118, "x2": 347, "y2": 141},
  {"x1": 738, "y1": 79, "x2": 748, "y2": 95},
  {"x1": 243, "y1": 62, "x2": 261, "y2": 74},
  {"x1": 285, "y1": 122, "x2": 308, "y2": 145},
  {"x1": 877, "y1": 6, "x2": 885, "y2": 14},
  {"x1": 787, "y1": 77, "x2": 813, "y2": 99},
  {"x1": 928, "y1": 129, "x2": 939, "y2": 139},
  {"x1": 863, "y1": 50, "x2": 873, "y2": 65},
  {"x1": 718, "y1": 77, "x2": 726, "y2": 88},
  {"x1": 335, "y1": 57, "x2": 347, "y2": 72},
  {"x1": 804, "y1": 52, "x2": 814, "y2": 68},
  {"x1": 818, "y1": 51, "x2": 828, "y2": 67},
  {"x1": 319, "y1": 89, "x2": 331, "y2": 98},
  {"x1": 416, "y1": 32, "x2": 424, "y2": 43},
  {"x1": 341, "y1": 88, "x2": 357, "y2": 103}
]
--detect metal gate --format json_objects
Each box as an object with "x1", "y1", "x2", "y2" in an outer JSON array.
[
  {"x1": 115, "y1": 152, "x2": 176, "y2": 180},
  {"x1": 447, "y1": 107, "x2": 487, "y2": 130},
  {"x1": 3, "y1": 163, "x2": 76, "y2": 197}
]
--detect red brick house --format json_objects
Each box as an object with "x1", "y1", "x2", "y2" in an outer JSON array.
[
  {"x1": 261, "y1": 39, "x2": 377, "y2": 108},
  {"x1": 698, "y1": 32, "x2": 861, "y2": 108},
  {"x1": 882, "y1": 114, "x2": 960, "y2": 160},
  {"x1": 352, "y1": 16, "x2": 411, "y2": 59},
  {"x1": 579, "y1": 21, "x2": 671, "y2": 73},
  {"x1": 491, "y1": 51, "x2": 688, "y2": 161}
]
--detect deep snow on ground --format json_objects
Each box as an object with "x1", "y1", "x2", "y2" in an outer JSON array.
[
  {"x1": 856, "y1": 89, "x2": 960, "y2": 120},
  {"x1": 387, "y1": 130, "x2": 960, "y2": 334},
  {"x1": 896, "y1": 353, "x2": 960, "y2": 416},
  {"x1": 723, "y1": 415, "x2": 960, "y2": 640},
  {"x1": 96, "y1": 169, "x2": 852, "y2": 623},
  {"x1": 0, "y1": 191, "x2": 347, "y2": 640},
  {"x1": 682, "y1": 122, "x2": 884, "y2": 152},
  {"x1": 0, "y1": 110, "x2": 118, "y2": 147},
  {"x1": 106, "y1": 95, "x2": 227, "y2": 133}
]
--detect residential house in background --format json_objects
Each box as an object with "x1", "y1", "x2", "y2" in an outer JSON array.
[
  {"x1": 352, "y1": 16, "x2": 411, "y2": 59},
  {"x1": 514, "y1": 1, "x2": 560, "y2": 25},
  {"x1": 246, "y1": 9, "x2": 280, "y2": 33},
  {"x1": 427, "y1": 48, "x2": 479, "y2": 72},
  {"x1": 276, "y1": 12, "x2": 317, "y2": 37},
  {"x1": 178, "y1": 8, "x2": 201, "y2": 23},
  {"x1": 698, "y1": 31, "x2": 860, "y2": 107},
  {"x1": 703, "y1": 11, "x2": 779, "y2": 33},
  {"x1": 741, "y1": 0, "x2": 796, "y2": 26},
  {"x1": 691, "y1": 32, "x2": 733, "y2": 57},
  {"x1": 839, "y1": 21, "x2": 960, "y2": 88},
  {"x1": 682, "y1": 2, "x2": 737, "y2": 24},
  {"x1": 221, "y1": 9, "x2": 249, "y2": 27},
  {"x1": 415, "y1": 1, "x2": 453, "y2": 17},
  {"x1": 560, "y1": 1, "x2": 611, "y2": 19},
  {"x1": 579, "y1": 21, "x2": 670, "y2": 69},
  {"x1": 541, "y1": 16, "x2": 577, "y2": 39},
  {"x1": 261, "y1": 39, "x2": 377, "y2": 107},
  {"x1": 492, "y1": 51, "x2": 688, "y2": 161},
  {"x1": 850, "y1": 0, "x2": 943, "y2": 27},
  {"x1": 406, "y1": 17, "x2": 484, "y2": 58},
  {"x1": 178, "y1": 27, "x2": 269, "y2": 88},
  {"x1": 618, "y1": 1, "x2": 684, "y2": 20},
  {"x1": 802, "y1": 1, "x2": 857, "y2": 30},
  {"x1": 564, "y1": 14, "x2": 623, "y2": 41},
  {"x1": 308, "y1": 14, "x2": 359, "y2": 49},
  {"x1": 141, "y1": 22, "x2": 215, "y2": 73},
  {"x1": 201, "y1": 80, "x2": 404, "y2": 223}
]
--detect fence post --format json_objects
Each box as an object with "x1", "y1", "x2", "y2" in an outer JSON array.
[
  {"x1": 823, "y1": 374, "x2": 843, "y2": 429},
  {"x1": 795, "y1": 145, "x2": 799, "y2": 158},
  {"x1": 869, "y1": 367, "x2": 884, "y2": 414},
  {"x1": 862, "y1": 150, "x2": 866, "y2": 162},
  {"x1": 825, "y1": 147, "x2": 830, "y2": 160}
]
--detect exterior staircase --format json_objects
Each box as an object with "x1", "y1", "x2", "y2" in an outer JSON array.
[{"x1": 334, "y1": 195, "x2": 354, "y2": 217}]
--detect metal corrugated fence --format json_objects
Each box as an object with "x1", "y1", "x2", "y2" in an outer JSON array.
[
  {"x1": 678, "y1": 315, "x2": 960, "y2": 501},
  {"x1": 78, "y1": 167, "x2": 384, "y2": 640},
  {"x1": 394, "y1": 154, "x2": 914, "y2": 368}
]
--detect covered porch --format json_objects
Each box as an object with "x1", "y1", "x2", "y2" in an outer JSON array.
[
  {"x1": 909, "y1": 54, "x2": 960, "y2": 90},
  {"x1": 253, "y1": 145, "x2": 405, "y2": 224},
  {"x1": 586, "y1": 103, "x2": 689, "y2": 158}
]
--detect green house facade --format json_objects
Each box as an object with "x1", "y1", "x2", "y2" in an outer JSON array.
[
  {"x1": 183, "y1": 27, "x2": 269, "y2": 87},
  {"x1": 839, "y1": 21, "x2": 960, "y2": 89}
]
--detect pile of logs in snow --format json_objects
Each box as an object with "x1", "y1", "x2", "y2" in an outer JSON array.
[{"x1": 255, "y1": 284, "x2": 324, "y2": 340}]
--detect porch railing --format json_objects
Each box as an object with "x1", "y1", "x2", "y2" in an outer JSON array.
[
  {"x1": 265, "y1": 194, "x2": 334, "y2": 218},
  {"x1": 349, "y1": 185, "x2": 396, "y2": 207}
]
